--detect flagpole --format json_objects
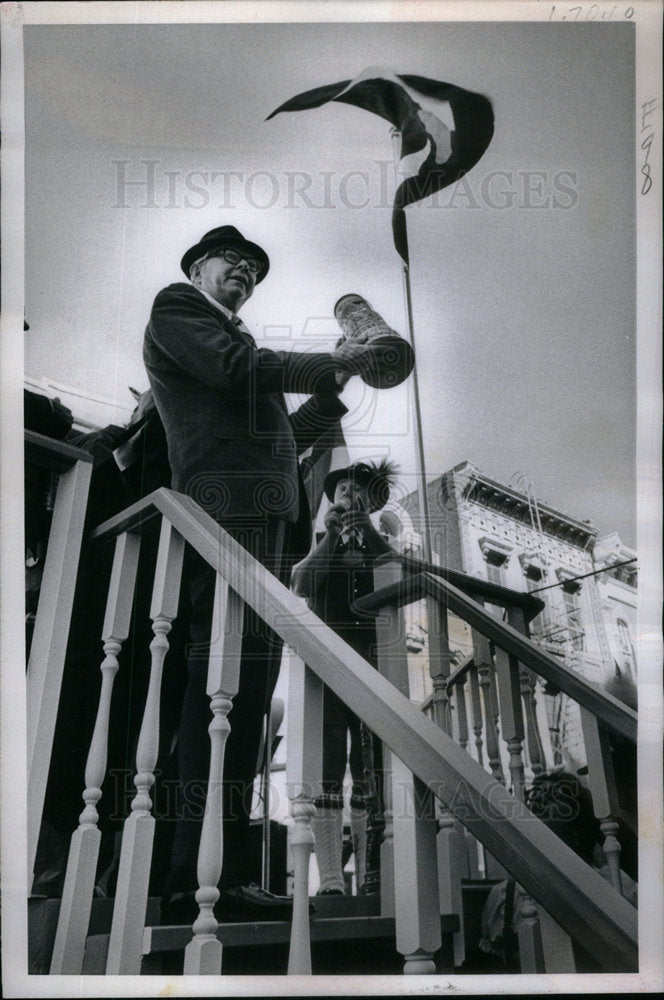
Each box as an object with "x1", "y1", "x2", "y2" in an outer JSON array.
[{"x1": 391, "y1": 129, "x2": 433, "y2": 564}]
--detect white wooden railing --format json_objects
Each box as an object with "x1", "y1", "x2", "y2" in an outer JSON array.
[
  {"x1": 355, "y1": 557, "x2": 638, "y2": 972},
  {"x1": 42, "y1": 488, "x2": 637, "y2": 976},
  {"x1": 25, "y1": 431, "x2": 93, "y2": 883}
]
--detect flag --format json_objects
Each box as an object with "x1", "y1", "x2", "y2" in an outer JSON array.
[
  {"x1": 267, "y1": 66, "x2": 494, "y2": 264},
  {"x1": 300, "y1": 419, "x2": 349, "y2": 531}
]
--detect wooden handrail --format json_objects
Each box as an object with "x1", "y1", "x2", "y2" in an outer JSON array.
[
  {"x1": 26, "y1": 431, "x2": 94, "y2": 884},
  {"x1": 445, "y1": 656, "x2": 476, "y2": 691},
  {"x1": 25, "y1": 430, "x2": 94, "y2": 473},
  {"x1": 420, "y1": 655, "x2": 475, "y2": 715},
  {"x1": 378, "y1": 552, "x2": 545, "y2": 622},
  {"x1": 354, "y1": 571, "x2": 636, "y2": 744},
  {"x1": 90, "y1": 489, "x2": 637, "y2": 971},
  {"x1": 90, "y1": 493, "x2": 163, "y2": 541},
  {"x1": 419, "y1": 692, "x2": 434, "y2": 715}
]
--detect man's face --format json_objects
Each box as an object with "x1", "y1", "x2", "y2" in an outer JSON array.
[
  {"x1": 193, "y1": 247, "x2": 257, "y2": 311},
  {"x1": 334, "y1": 478, "x2": 369, "y2": 510}
]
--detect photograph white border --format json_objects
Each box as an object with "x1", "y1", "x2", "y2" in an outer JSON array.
[{"x1": 1, "y1": 1, "x2": 661, "y2": 996}]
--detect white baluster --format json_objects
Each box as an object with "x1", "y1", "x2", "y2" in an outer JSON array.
[
  {"x1": 373, "y1": 558, "x2": 440, "y2": 975},
  {"x1": 452, "y1": 677, "x2": 483, "y2": 879},
  {"x1": 492, "y1": 638, "x2": 526, "y2": 802},
  {"x1": 504, "y1": 608, "x2": 545, "y2": 967},
  {"x1": 468, "y1": 662, "x2": 489, "y2": 877},
  {"x1": 468, "y1": 668, "x2": 485, "y2": 767},
  {"x1": 380, "y1": 747, "x2": 396, "y2": 917},
  {"x1": 287, "y1": 654, "x2": 323, "y2": 975},
  {"x1": 106, "y1": 519, "x2": 184, "y2": 974},
  {"x1": 50, "y1": 531, "x2": 140, "y2": 974},
  {"x1": 477, "y1": 664, "x2": 504, "y2": 782},
  {"x1": 579, "y1": 707, "x2": 625, "y2": 894},
  {"x1": 183, "y1": 578, "x2": 244, "y2": 974},
  {"x1": 488, "y1": 657, "x2": 501, "y2": 738},
  {"x1": 520, "y1": 669, "x2": 545, "y2": 777},
  {"x1": 453, "y1": 677, "x2": 470, "y2": 752},
  {"x1": 391, "y1": 759, "x2": 439, "y2": 975},
  {"x1": 598, "y1": 817, "x2": 623, "y2": 892},
  {"x1": 427, "y1": 597, "x2": 455, "y2": 732},
  {"x1": 516, "y1": 890, "x2": 546, "y2": 972},
  {"x1": 475, "y1": 627, "x2": 504, "y2": 783},
  {"x1": 435, "y1": 802, "x2": 467, "y2": 968},
  {"x1": 427, "y1": 599, "x2": 466, "y2": 968}
]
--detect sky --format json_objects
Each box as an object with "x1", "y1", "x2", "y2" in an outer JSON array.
[{"x1": 22, "y1": 15, "x2": 638, "y2": 545}]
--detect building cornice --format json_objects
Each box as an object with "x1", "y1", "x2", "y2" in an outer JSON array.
[{"x1": 455, "y1": 467, "x2": 598, "y2": 550}]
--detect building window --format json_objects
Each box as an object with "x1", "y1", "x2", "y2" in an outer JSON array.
[
  {"x1": 616, "y1": 618, "x2": 636, "y2": 674},
  {"x1": 561, "y1": 580, "x2": 584, "y2": 652},
  {"x1": 519, "y1": 550, "x2": 547, "y2": 586},
  {"x1": 478, "y1": 537, "x2": 511, "y2": 587},
  {"x1": 517, "y1": 552, "x2": 550, "y2": 634},
  {"x1": 485, "y1": 553, "x2": 504, "y2": 586},
  {"x1": 525, "y1": 574, "x2": 550, "y2": 635}
]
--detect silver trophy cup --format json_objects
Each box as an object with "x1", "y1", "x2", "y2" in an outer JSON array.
[{"x1": 334, "y1": 294, "x2": 415, "y2": 389}]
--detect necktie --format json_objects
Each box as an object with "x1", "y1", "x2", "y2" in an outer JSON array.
[{"x1": 232, "y1": 315, "x2": 256, "y2": 344}]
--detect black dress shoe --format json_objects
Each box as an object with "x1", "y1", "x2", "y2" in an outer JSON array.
[{"x1": 218, "y1": 883, "x2": 295, "y2": 917}]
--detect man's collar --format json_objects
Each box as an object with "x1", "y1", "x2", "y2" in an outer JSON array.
[
  {"x1": 195, "y1": 285, "x2": 236, "y2": 321},
  {"x1": 193, "y1": 285, "x2": 255, "y2": 340},
  {"x1": 339, "y1": 528, "x2": 364, "y2": 547}
]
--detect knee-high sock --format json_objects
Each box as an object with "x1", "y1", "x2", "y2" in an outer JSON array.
[
  {"x1": 312, "y1": 808, "x2": 344, "y2": 894},
  {"x1": 350, "y1": 806, "x2": 368, "y2": 892}
]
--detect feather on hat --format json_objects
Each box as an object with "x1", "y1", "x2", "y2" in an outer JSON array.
[{"x1": 323, "y1": 458, "x2": 399, "y2": 512}]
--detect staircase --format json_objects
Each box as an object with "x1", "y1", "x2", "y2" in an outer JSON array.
[
  {"x1": 24, "y1": 473, "x2": 638, "y2": 978},
  {"x1": 30, "y1": 893, "x2": 458, "y2": 975}
]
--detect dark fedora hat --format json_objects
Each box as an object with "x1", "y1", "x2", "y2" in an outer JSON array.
[
  {"x1": 324, "y1": 458, "x2": 399, "y2": 513},
  {"x1": 180, "y1": 225, "x2": 270, "y2": 283}
]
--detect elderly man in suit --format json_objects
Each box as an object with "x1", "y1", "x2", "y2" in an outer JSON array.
[{"x1": 144, "y1": 225, "x2": 366, "y2": 921}]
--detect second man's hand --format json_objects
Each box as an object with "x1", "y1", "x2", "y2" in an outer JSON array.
[
  {"x1": 340, "y1": 506, "x2": 371, "y2": 535},
  {"x1": 324, "y1": 503, "x2": 347, "y2": 536}
]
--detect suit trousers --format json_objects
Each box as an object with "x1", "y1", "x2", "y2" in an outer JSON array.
[
  {"x1": 316, "y1": 688, "x2": 368, "y2": 811},
  {"x1": 165, "y1": 518, "x2": 291, "y2": 894}
]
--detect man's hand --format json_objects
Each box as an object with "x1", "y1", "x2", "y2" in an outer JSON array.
[
  {"x1": 340, "y1": 506, "x2": 371, "y2": 534},
  {"x1": 334, "y1": 368, "x2": 353, "y2": 390},
  {"x1": 331, "y1": 338, "x2": 369, "y2": 376},
  {"x1": 331, "y1": 336, "x2": 368, "y2": 389},
  {"x1": 324, "y1": 503, "x2": 347, "y2": 537}
]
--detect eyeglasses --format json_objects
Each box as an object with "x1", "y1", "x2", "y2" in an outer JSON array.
[{"x1": 209, "y1": 248, "x2": 261, "y2": 273}]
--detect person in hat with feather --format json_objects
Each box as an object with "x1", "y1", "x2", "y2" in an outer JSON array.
[
  {"x1": 291, "y1": 457, "x2": 399, "y2": 895},
  {"x1": 143, "y1": 225, "x2": 370, "y2": 921}
]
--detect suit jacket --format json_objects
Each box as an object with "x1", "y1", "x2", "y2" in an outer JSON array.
[
  {"x1": 300, "y1": 534, "x2": 385, "y2": 665},
  {"x1": 144, "y1": 282, "x2": 346, "y2": 540},
  {"x1": 24, "y1": 389, "x2": 74, "y2": 440},
  {"x1": 24, "y1": 390, "x2": 75, "y2": 558}
]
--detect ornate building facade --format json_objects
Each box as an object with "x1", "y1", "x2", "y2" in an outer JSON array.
[{"x1": 394, "y1": 461, "x2": 637, "y2": 772}]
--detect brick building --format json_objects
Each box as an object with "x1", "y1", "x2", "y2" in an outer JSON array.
[{"x1": 394, "y1": 461, "x2": 637, "y2": 772}]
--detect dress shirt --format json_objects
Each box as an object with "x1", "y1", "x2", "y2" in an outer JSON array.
[
  {"x1": 196, "y1": 286, "x2": 255, "y2": 338},
  {"x1": 339, "y1": 527, "x2": 365, "y2": 548}
]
